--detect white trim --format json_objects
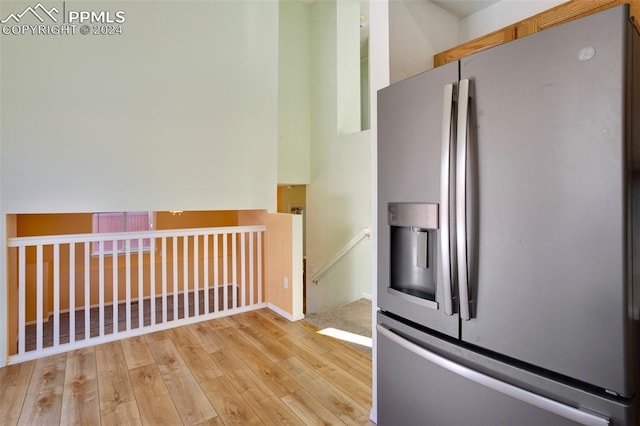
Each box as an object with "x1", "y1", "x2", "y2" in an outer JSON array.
[
  {"x1": 360, "y1": 293, "x2": 372, "y2": 300},
  {"x1": 8, "y1": 303, "x2": 267, "y2": 365},
  {"x1": 268, "y1": 303, "x2": 304, "y2": 322},
  {"x1": 291, "y1": 214, "x2": 304, "y2": 320},
  {"x1": 0, "y1": 216, "x2": 7, "y2": 367}
]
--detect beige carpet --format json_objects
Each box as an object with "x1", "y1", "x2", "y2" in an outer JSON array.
[{"x1": 303, "y1": 298, "x2": 372, "y2": 355}]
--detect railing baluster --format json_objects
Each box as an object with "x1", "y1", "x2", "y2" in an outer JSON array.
[
  {"x1": 125, "y1": 239, "x2": 131, "y2": 332},
  {"x1": 241, "y1": 232, "x2": 246, "y2": 308},
  {"x1": 204, "y1": 234, "x2": 209, "y2": 314},
  {"x1": 53, "y1": 243, "x2": 60, "y2": 347},
  {"x1": 18, "y1": 246, "x2": 26, "y2": 355},
  {"x1": 138, "y1": 238, "x2": 143, "y2": 328},
  {"x1": 232, "y1": 233, "x2": 237, "y2": 309},
  {"x1": 99, "y1": 241, "x2": 105, "y2": 337},
  {"x1": 249, "y1": 231, "x2": 254, "y2": 306},
  {"x1": 36, "y1": 245, "x2": 44, "y2": 351},
  {"x1": 69, "y1": 244, "x2": 75, "y2": 344},
  {"x1": 150, "y1": 237, "x2": 156, "y2": 326},
  {"x1": 214, "y1": 234, "x2": 219, "y2": 313},
  {"x1": 8, "y1": 225, "x2": 266, "y2": 362},
  {"x1": 84, "y1": 242, "x2": 90, "y2": 341},
  {"x1": 183, "y1": 235, "x2": 189, "y2": 318},
  {"x1": 223, "y1": 233, "x2": 228, "y2": 312},
  {"x1": 258, "y1": 232, "x2": 263, "y2": 303},
  {"x1": 173, "y1": 236, "x2": 178, "y2": 320},
  {"x1": 112, "y1": 238, "x2": 118, "y2": 334},
  {"x1": 162, "y1": 237, "x2": 167, "y2": 324},
  {"x1": 194, "y1": 235, "x2": 199, "y2": 317}
]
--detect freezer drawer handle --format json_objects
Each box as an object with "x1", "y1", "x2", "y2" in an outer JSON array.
[
  {"x1": 440, "y1": 83, "x2": 455, "y2": 316},
  {"x1": 377, "y1": 325, "x2": 611, "y2": 426},
  {"x1": 456, "y1": 79, "x2": 472, "y2": 321}
]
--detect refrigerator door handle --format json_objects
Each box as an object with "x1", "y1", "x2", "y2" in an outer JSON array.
[
  {"x1": 377, "y1": 325, "x2": 611, "y2": 426},
  {"x1": 440, "y1": 83, "x2": 455, "y2": 316},
  {"x1": 456, "y1": 78, "x2": 472, "y2": 320}
]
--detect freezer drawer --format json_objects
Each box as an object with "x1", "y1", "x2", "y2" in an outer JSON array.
[{"x1": 377, "y1": 325, "x2": 613, "y2": 426}]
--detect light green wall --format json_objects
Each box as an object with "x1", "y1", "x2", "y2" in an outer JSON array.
[
  {"x1": 306, "y1": 0, "x2": 371, "y2": 313},
  {"x1": 278, "y1": 1, "x2": 311, "y2": 185},
  {"x1": 1, "y1": 1, "x2": 279, "y2": 213},
  {"x1": 336, "y1": 0, "x2": 361, "y2": 135}
]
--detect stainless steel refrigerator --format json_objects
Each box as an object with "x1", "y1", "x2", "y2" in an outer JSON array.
[{"x1": 376, "y1": 5, "x2": 639, "y2": 425}]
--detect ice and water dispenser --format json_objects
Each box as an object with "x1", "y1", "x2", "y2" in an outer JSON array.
[{"x1": 388, "y1": 202, "x2": 439, "y2": 307}]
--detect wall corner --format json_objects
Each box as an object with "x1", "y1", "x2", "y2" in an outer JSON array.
[
  {"x1": 2, "y1": 214, "x2": 17, "y2": 367},
  {"x1": 264, "y1": 213, "x2": 304, "y2": 320}
]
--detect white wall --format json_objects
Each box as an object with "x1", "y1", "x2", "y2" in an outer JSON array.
[
  {"x1": 461, "y1": 0, "x2": 565, "y2": 42},
  {"x1": 1, "y1": 1, "x2": 279, "y2": 214},
  {"x1": 0, "y1": 0, "x2": 279, "y2": 367},
  {"x1": 306, "y1": 0, "x2": 371, "y2": 314},
  {"x1": 279, "y1": 1, "x2": 311, "y2": 185},
  {"x1": 389, "y1": 0, "x2": 459, "y2": 83}
]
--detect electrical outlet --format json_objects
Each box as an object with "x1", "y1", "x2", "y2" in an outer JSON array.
[{"x1": 284, "y1": 276, "x2": 289, "y2": 289}]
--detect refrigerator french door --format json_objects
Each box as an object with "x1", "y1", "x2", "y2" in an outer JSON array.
[
  {"x1": 377, "y1": 4, "x2": 639, "y2": 424},
  {"x1": 377, "y1": 59, "x2": 460, "y2": 338}
]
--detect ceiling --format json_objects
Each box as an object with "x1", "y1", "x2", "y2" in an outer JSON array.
[
  {"x1": 319, "y1": 0, "x2": 504, "y2": 58},
  {"x1": 298, "y1": 0, "x2": 501, "y2": 19},
  {"x1": 431, "y1": 0, "x2": 502, "y2": 18}
]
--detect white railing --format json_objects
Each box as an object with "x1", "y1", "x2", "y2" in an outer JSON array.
[
  {"x1": 310, "y1": 228, "x2": 371, "y2": 284},
  {"x1": 7, "y1": 225, "x2": 265, "y2": 364}
]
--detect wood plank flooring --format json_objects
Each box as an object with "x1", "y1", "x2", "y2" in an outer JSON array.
[{"x1": 1, "y1": 308, "x2": 373, "y2": 425}]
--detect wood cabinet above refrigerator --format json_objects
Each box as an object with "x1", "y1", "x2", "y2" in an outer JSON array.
[{"x1": 434, "y1": 0, "x2": 640, "y2": 67}]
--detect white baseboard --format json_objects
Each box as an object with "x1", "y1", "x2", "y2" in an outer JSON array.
[
  {"x1": 267, "y1": 303, "x2": 304, "y2": 322},
  {"x1": 360, "y1": 293, "x2": 373, "y2": 300}
]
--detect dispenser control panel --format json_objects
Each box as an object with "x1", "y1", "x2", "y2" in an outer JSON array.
[{"x1": 388, "y1": 202, "x2": 439, "y2": 229}]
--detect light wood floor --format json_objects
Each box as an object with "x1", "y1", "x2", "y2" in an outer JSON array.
[{"x1": 0, "y1": 308, "x2": 373, "y2": 425}]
